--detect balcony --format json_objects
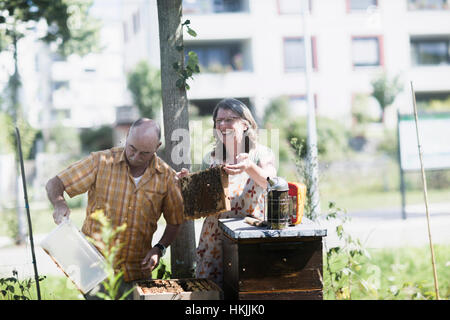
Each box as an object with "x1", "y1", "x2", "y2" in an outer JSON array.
[
  {"x1": 182, "y1": 0, "x2": 249, "y2": 15},
  {"x1": 185, "y1": 39, "x2": 253, "y2": 73}
]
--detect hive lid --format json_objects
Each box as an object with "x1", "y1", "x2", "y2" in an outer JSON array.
[{"x1": 40, "y1": 219, "x2": 107, "y2": 294}]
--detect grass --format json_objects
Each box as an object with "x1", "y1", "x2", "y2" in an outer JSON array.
[
  {"x1": 2, "y1": 245, "x2": 447, "y2": 300},
  {"x1": 37, "y1": 275, "x2": 84, "y2": 300},
  {"x1": 323, "y1": 244, "x2": 450, "y2": 300},
  {"x1": 320, "y1": 188, "x2": 450, "y2": 213}
]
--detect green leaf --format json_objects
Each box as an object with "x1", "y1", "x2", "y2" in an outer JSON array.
[
  {"x1": 176, "y1": 78, "x2": 185, "y2": 89},
  {"x1": 187, "y1": 27, "x2": 197, "y2": 37},
  {"x1": 119, "y1": 287, "x2": 135, "y2": 300},
  {"x1": 96, "y1": 292, "x2": 111, "y2": 300}
]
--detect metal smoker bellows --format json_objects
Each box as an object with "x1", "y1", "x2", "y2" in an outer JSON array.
[{"x1": 265, "y1": 177, "x2": 290, "y2": 230}]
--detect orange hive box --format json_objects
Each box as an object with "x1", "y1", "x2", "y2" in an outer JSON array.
[
  {"x1": 288, "y1": 182, "x2": 307, "y2": 225},
  {"x1": 180, "y1": 165, "x2": 231, "y2": 220}
]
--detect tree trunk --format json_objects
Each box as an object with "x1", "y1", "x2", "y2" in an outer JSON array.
[{"x1": 156, "y1": 0, "x2": 196, "y2": 278}]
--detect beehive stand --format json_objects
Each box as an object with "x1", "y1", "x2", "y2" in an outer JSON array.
[{"x1": 219, "y1": 217, "x2": 327, "y2": 300}]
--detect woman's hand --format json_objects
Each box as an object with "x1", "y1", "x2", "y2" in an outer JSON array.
[
  {"x1": 224, "y1": 153, "x2": 252, "y2": 175},
  {"x1": 176, "y1": 167, "x2": 190, "y2": 179},
  {"x1": 175, "y1": 168, "x2": 189, "y2": 188}
]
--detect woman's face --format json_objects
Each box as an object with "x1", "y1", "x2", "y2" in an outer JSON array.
[{"x1": 214, "y1": 108, "x2": 248, "y2": 146}]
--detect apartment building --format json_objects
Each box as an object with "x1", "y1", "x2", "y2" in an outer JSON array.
[
  {"x1": 19, "y1": 0, "x2": 130, "y2": 130},
  {"x1": 121, "y1": 0, "x2": 450, "y2": 127}
]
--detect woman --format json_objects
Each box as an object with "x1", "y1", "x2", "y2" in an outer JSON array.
[{"x1": 179, "y1": 98, "x2": 277, "y2": 287}]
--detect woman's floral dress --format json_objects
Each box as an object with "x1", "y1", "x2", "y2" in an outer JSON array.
[{"x1": 195, "y1": 144, "x2": 274, "y2": 287}]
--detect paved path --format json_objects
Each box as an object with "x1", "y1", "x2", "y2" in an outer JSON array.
[
  {"x1": 323, "y1": 203, "x2": 450, "y2": 249},
  {"x1": 1, "y1": 203, "x2": 449, "y2": 279}
]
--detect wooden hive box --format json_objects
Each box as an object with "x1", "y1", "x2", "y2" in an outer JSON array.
[
  {"x1": 133, "y1": 279, "x2": 223, "y2": 300},
  {"x1": 180, "y1": 165, "x2": 231, "y2": 220}
]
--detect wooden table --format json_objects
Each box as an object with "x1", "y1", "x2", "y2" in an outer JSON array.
[{"x1": 219, "y1": 217, "x2": 327, "y2": 300}]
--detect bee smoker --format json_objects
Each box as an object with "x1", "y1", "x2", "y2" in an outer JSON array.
[{"x1": 265, "y1": 177, "x2": 290, "y2": 229}]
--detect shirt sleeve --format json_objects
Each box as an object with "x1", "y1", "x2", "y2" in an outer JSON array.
[
  {"x1": 162, "y1": 170, "x2": 185, "y2": 225},
  {"x1": 57, "y1": 153, "x2": 99, "y2": 198}
]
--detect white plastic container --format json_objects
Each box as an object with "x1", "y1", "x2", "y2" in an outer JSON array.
[{"x1": 40, "y1": 219, "x2": 107, "y2": 294}]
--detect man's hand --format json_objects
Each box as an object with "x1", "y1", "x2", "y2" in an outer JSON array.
[
  {"x1": 46, "y1": 176, "x2": 70, "y2": 225},
  {"x1": 141, "y1": 247, "x2": 161, "y2": 273},
  {"x1": 53, "y1": 201, "x2": 71, "y2": 225}
]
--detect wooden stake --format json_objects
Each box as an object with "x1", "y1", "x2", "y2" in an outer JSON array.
[{"x1": 410, "y1": 81, "x2": 440, "y2": 300}]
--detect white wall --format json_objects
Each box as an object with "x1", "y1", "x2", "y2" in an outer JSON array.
[{"x1": 121, "y1": 0, "x2": 450, "y2": 127}]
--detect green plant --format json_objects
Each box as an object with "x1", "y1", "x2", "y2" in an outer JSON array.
[
  {"x1": 426, "y1": 95, "x2": 450, "y2": 111},
  {"x1": 371, "y1": 72, "x2": 403, "y2": 123},
  {"x1": 287, "y1": 116, "x2": 350, "y2": 161},
  {"x1": 46, "y1": 121, "x2": 81, "y2": 155},
  {"x1": 323, "y1": 202, "x2": 376, "y2": 300},
  {"x1": 79, "y1": 125, "x2": 113, "y2": 154},
  {"x1": 290, "y1": 137, "x2": 320, "y2": 219},
  {"x1": 2, "y1": 208, "x2": 19, "y2": 241},
  {"x1": 0, "y1": 270, "x2": 46, "y2": 300},
  {"x1": 376, "y1": 128, "x2": 397, "y2": 158},
  {"x1": 0, "y1": 112, "x2": 14, "y2": 155},
  {"x1": 153, "y1": 259, "x2": 172, "y2": 280},
  {"x1": 0, "y1": 111, "x2": 37, "y2": 160},
  {"x1": 127, "y1": 60, "x2": 162, "y2": 119},
  {"x1": 173, "y1": 19, "x2": 200, "y2": 90},
  {"x1": 351, "y1": 93, "x2": 379, "y2": 124},
  {"x1": 87, "y1": 209, "x2": 134, "y2": 300}
]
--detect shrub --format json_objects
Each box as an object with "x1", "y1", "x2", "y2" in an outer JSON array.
[
  {"x1": 286, "y1": 117, "x2": 350, "y2": 161},
  {"x1": 80, "y1": 125, "x2": 113, "y2": 154}
]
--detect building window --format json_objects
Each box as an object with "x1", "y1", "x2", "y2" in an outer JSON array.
[
  {"x1": 185, "y1": 41, "x2": 251, "y2": 73},
  {"x1": 352, "y1": 36, "x2": 382, "y2": 67},
  {"x1": 189, "y1": 97, "x2": 251, "y2": 115},
  {"x1": 123, "y1": 21, "x2": 128, "y2": 42},
  {"x1": 277, "y1": 0, "x2": 311, "y2": 14},
  {"x1": 183, "y1": 0, "x2": 246, "y2": 14},
  {"x1": 414, "y1": 91, "x2": 450, "y2": 110},
  {"x1": 132, "y1": 10, "x2": 140, "y2": 34},
  {"x1": 411, "y1": 36, "x2": 450, "y2": 65},
  {"x1": 283, "y1": 37, "x2": 317, "y2": 72},
  {"x1": 407, "y1": 0, "x2": 449, "y2": 10},
  {"x1": 52, "y1": 81, "x2": 69, "y2": 91},
  {"x1": 347, "y1": 0, "x2": 377, "y2": 12},
  {"x1": 51, "y1": 109, "x2": 71, "y2": 121}
]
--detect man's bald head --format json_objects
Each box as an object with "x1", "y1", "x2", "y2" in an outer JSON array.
[
  {"x1": 129, "y1": 118, "x2": 161, "y2": 141},
  {"x1": 125, "y1": 118, "x2": 162, "y2": 170}
]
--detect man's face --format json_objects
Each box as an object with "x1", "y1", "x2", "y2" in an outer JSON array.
[{"x1": 125, "y1": 129, "x2": 161, "y2": 168}]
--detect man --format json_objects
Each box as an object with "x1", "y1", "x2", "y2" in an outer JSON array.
[{"x1": 45, "y1": 118, "x2": 184, "y2": 299}]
